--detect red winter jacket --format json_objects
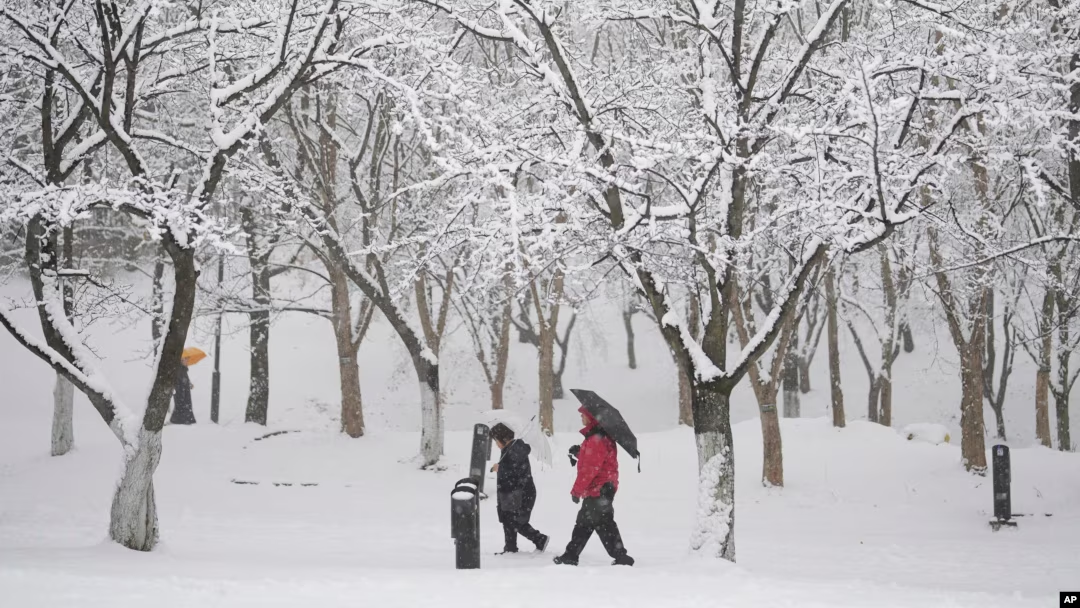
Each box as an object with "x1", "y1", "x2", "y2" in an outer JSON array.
[{"x1": 571, "y1": 407, "x2": 619, "y2": 498}]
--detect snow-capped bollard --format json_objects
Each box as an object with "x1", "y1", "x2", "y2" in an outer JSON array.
[
  {"x1": 451, "y1": 478, "x2": 481, "y2": 569},
  {"x1": 989, "y1": 444, "x2": 1016, "y2": 531},
  {"x1": 469, "y1": 424, "x2": 492, "y2": 496}
]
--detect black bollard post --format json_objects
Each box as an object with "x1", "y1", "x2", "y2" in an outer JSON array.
[
  {"x1": 210, "y1": 254, "x2": 224, "y2": 424},
  {"x1": 469, "y1": 424, "x2": 492, "y2": 497},
  {"x1": 989, "y1": 444, "x2": 1017, "y2": 531},
  {"x1": 451, "y1": 478, "x2": 481, "y2": 569}
]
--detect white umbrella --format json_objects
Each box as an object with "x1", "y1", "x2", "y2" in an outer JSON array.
[{"x1": 478, "y1": 410, "x2": 554, "y2": 468}]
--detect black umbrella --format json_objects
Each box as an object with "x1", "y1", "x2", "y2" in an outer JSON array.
[{"x1": 570, "y1": 388, "x2": 639, "y2": 461}]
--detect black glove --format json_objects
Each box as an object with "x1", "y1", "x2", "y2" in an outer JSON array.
[
  {"x1": 568, "y1": 444, "x2": 580, "y2": 466},
  {"x1": 572, "y1": 495, "x2": 580, "y2": 504}
]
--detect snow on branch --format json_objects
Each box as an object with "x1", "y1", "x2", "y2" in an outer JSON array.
[
  {"x1": 727, "y1": 238, "x2": 827, "y2": 382},
  {"x1": 922, "y1": 235, "x2": 1080, "y2": 277},
  {"x1": 0, "y1": 182, "x2": 235, "y2": 250},
  {"x1": 194, "y1": 0, "x2": 345, "y2": 204},
  {"x1": 141, "y1": 17, "x2": 271, "y2": 55}
]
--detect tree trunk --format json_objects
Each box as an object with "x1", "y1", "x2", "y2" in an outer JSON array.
[
  {"x1": 337, "y1": 344, "x2": 364, "y2": 438},
  {"x1": 623, "y1": 310, "x2": 637, "y2": 370},
  {"x1": 879, "y1": 244, "x2": 899, "y2": 429},
  {"x1": 150, "y1": 254, "x2": 166, "y2": 347},
  {"x1": 516, "y1": 296, "x2": 533, "y2": 343},
  {"x1": 241, "y1": 205, "x2": 273, "y2": 426},
  {"x1": 797, "y1": 359, "x2": 811, "y2": 394},
  {"x1": 551, "y1": 312, "x2": 575, "y2": 401},
  {"x1": 245, "y1": 307, "x2": 270, "y2": 425},
  {"x1": 538, "y1": 324, "x2": 556, "y2": 435},
  {"x1": 759, "y1": 400, "x2": 783, "y2": 487},
  {"x1": 677, "y1": 355, "x2": 694, "y2": 427},
  {"x1": 679, "y1": 292, "x2": 700, "y2": 427},
  {"x1": 528, "y1": 246, "x2": 566, "y2": 436},
  {"x1": 867, "y1": 377, "x2": 881, "y2": 424},
  {"x1": 1055, "y1": 318, "x2": 1073, "y2": 451},
  {"x1": 1054, "y1": 390, "x2": 1072, "y2": 452},
  {"x1": 491, "y1": 381, "x2": 505, "y2": 411},
  {"x1": 928, "y1": 227, "x2": 989, "y2": 473},
  {"x1": 825, "y1": 269, "x2": 845, "y2": 428},
  {"x1": 688, "y1": 382, "x2": 735, "y2": 562},
  {"x1": 782, "y1": 351, "x2": 800, "y2": 418},
  {"x1": 51, "y1": 376, "x2": 75, "y2": 456},
  {"x1": 488, "y1": 284, "x2": 513, "y2": 411},
  {"x1": 417, "y1": 359, "x2": 443, "y2": 467},
  {"x1": 879, "y1": 373, "x2": 893, "y2": 427},
  {"x1": 245, "y1": 251, "x2": 272, "y2": 425},
  {"x1": 730, "y1": 274, "x2": 795, "y2": 489},
  {"x1": 901, "y1": 323, "x2": 915, "y2": 353},
  {"x1": 959, "y1": 342, "x2": 988, "y2": 473},
  {"x1": 1035, "y1": 290, "x2": 1054, "y2": 447},
  {"x1": 1035, "y1": 364, "x2": 1052, "y2": 448},
  {"x1": 331, "y1": 269, "x2": 364, "y2": 437},
  {"x1": 52, "y1": 225, "x2": 76, "y2": 456},
  {"x1": 990, "y1": 402, "x2": 1006, "y2": 442},
  {"x1": 109, "y1": 429, "x2": 161, "y2": 552}
]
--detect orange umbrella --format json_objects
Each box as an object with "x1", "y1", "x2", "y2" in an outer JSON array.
[{"x1": 181, "y1": 347, "x2": 207, "y2": 367}]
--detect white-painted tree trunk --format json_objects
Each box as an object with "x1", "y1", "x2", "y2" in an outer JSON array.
[
  {"x1": 419, "y1": 382, "x2": 443, "y2": 467},
  {"x1": 689, "y1": 429, "x2": 736, "y2": 562},
  {"x1": 51, "y1": 374, "x2": 74, "y2": 456},
  {"x1": 109, "y1": 429, "x2": 161, "y2": 551}
]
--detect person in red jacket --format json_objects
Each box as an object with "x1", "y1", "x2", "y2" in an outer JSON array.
[{"x1": 553, "y1": 406, "x2": 635, "y2": 566}]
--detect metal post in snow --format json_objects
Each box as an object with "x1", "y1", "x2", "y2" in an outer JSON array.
[
  {"x1": 210, "y1": 254, "x2": 224, "y2": 424},
  {"x1": 989, "y1": 444, "x2": 1016, "y2": 531},
  {"x1": 469, "y1": 423, "x2": 491, "y2": 497}
]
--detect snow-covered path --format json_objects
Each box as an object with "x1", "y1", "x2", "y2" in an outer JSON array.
[{"x1": 0, "y1": 418, "x2": 1074, "y2": 607}]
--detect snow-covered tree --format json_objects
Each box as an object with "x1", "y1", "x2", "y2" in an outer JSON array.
[
  {"x1": 256, "y1": 13, "x2": 479, "y2": 464},
  {"x1": 0, "y1": 0, "x2": 367, "y2": 549},
  {"x1": 840, "y1": 234, "x2": 918, "y2": 427},
  {"x1": 410, "y1": 0, "x2": 996, "y2": 561}
]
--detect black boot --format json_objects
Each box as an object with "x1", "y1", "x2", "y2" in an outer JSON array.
[
  {"x1": 612, "y1": 554, "x2": 635, "y2": 566},
  {"x1": 553, "y1": 554, "x2": 578, "y2": 565}
]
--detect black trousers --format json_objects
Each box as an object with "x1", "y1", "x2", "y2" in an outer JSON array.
[
  {"x1": 562, "y1": 494, "x2": 629, "y2": 560},
  {"x1": 502, "y1": 519, "x2": 545, "y2": 551}
]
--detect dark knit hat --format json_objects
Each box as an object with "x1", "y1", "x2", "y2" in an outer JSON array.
[{"x1": 490, "y1": 423, "x2": 515, "y2": 444}]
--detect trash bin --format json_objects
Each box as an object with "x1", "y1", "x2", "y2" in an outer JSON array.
[{"x1": 451, "y1": 478, "x2": 480, "y2": 569}]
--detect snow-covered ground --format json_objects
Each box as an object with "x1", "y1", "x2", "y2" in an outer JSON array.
[
  {"x1": 1, "y1": 416, "x2": 1077, "y2": 606},
  {"x1": 1, "y1": 278, "x2": 1077, "y2": 606}
]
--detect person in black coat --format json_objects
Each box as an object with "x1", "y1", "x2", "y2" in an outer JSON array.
[
  {"x1": 490, "y1": 423, "x2": 549, "y2": 554},
  {"x1": 169, "y1": 364, "x2": 196, "y2": 425}
]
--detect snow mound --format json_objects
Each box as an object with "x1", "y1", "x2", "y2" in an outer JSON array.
[{"x1": 902, "y1": 423, "x2": 951, "y2": 445}]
